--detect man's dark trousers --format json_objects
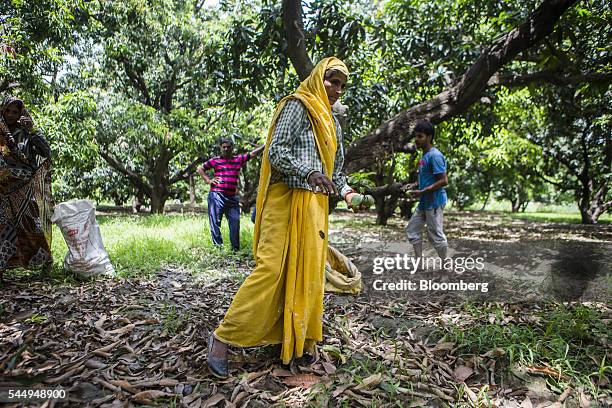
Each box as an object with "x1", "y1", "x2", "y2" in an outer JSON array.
[{"x1": 207, "y1": 191, "x2": 241, "y2": 250}]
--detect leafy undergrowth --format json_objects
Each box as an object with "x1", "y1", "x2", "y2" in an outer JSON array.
[
  {"x1": 443, "y1": 303, "x2": 611, "y2": 406},
  {"x1": 1, "y1": 269, "x2": 609, "y2": 407},
  {"x1": 1, "y1": 212, "x2": 610, "y2": 406}
]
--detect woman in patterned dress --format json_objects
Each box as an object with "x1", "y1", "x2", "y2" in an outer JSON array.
[{"x1": 0, "y1": 96, "x2": 53, "y2": 282}]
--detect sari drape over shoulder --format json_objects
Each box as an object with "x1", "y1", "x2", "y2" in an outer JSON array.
[{"x1": 215, "y1": 57, "x2": 349, "y2": 364}]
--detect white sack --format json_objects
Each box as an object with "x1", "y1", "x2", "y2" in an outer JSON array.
[{"x1": 51, "y1": 199, "x2": 114, "y2": 277}]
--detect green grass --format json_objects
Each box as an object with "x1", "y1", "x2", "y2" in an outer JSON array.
[
  {"x1": 449, "y1": 198, "x2": 612, "y2": 224},
  {"x1": 445, "y1": 303, "x2": 611, "y2": 400},
  {"x1": 507, "y1": 211, "x2": 612, "y2": 224},
  {"x1": 7, "y1": 213, "x2": 255, "y2": 282}
]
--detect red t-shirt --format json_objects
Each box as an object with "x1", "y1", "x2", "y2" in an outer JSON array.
[{"x1": 202, "y1": 154, "x2": 250, "y2": 196}]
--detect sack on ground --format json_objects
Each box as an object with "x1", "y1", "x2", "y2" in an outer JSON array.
[
  {"x1": 51, "y1": 199, "x2": 114, "y2": 277},
  {"x1": 325, "y1": 245, "x2": 362, "y2": 294}
]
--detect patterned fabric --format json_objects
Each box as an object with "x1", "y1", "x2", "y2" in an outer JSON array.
[
  {"x1": 268, "y1": 99, "x2": 351, "y2": 197},
  {"x1": 0, "y1": 97, "x2": 53, "y2": 277},
  {"x1": 201, "y1": 154, "x2": 250, "y2": 196}
]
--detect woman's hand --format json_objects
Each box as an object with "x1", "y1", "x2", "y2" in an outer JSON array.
[
  {"x1": 307, "y1": 171, "x2": 338, "y2": 196},
  {"x1": 18, "y1": 116, "x2": 34, "y2": 132}
]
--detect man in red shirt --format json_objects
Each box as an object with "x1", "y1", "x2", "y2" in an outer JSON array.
[{"x1": 197, "y1": 138, "x2": 264, "y2": 251}]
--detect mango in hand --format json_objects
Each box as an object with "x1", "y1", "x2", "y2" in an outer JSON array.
[
  {"x1": 350, "y1": 194, "x2": 364, "y2": 209},
  {"x1": 362, "y1": 194, "x2": 375, "y2": 208},
  {"x1": 350, "y1": 194, "x2": 375, "y2": 211}
]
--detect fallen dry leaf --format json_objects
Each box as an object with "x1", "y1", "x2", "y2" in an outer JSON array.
[
  {"x1": 106, "y1": 323, "x2": 136, "y2": 335},
  {"x1": 321, "y1": 361, "x2": 337, "y2": 374},
  {"x1": 452, "y1": 365, "x2": 473, "y2": 382},
  {"x1": 282, "y1": 374, "x2": 322, "y2": 388},
  {"x1": 462, "y1": 383, "x2": 478, "y2": 404},
  {"x1": 132, "y1": 390, "x2": 173, "y2": 403},
  {"x1": 432, "y1": 341, "x2": 455, "y2": 353},
  {"x1": 557, "y1": 387, "x2": 572, "y2": 402},
  {"x1": 271, "y1": 368, "x2": 292, "y2": 377},
  {"x1": 203, "y1": 392, "x2": 225, "y2": 407},
  {"x1": 245, "y1": 370, "x2": 269, "y2": 382},
  {"x1": 579, "y1": 391, "x2": 590, "y2": 408},
  {"x1": 483, "y1": 347, "x2": 506, "y2": 358},
  {"x1": 109, "y1": 379, "x2": 138, "y2": 394},
  {"x1": 355, "y1": 373, "x2": 382, "y2": 390},
  {"x1": 525, "y1": 365, "x2": 565, "y2": 379}
]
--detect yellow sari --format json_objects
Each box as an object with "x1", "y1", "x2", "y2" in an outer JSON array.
[{"x1": 214, "y1": 57, "x2": 349, "y2": 363}]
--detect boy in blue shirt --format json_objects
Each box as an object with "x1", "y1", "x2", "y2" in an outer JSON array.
[{"x1": 406, "y1": 120, "x2": 449, "y2": 263}]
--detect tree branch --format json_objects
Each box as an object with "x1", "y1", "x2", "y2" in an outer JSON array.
[
  {"x1": 121, "y1": 59, "x2": 153, "y2": 106},
  {"x1": 366, "y1": 182, "x2": 408, "y2": 198},
  {"x1": 169, "y1": 111, "x2": 226, "y2": 183},
  {"x1": 0, "y1": 78, "x2": 19, "y2": 93},
  {"x1": 340, "y1": 0, "x2": 578, "y2": 174},
  {"x1": 169, "y1": 157, "x2": 206, "y2": 184},
  {"x1": 99, "y1": 149, "x2": 152, "y2": 195},
  {"x1": 535, "y1": 170, "x2": 568, "y2": 189},
  {"x1": 539, "y1": 145, "x2": 580, "y2": 179},
  {"x1": 488, "y1": 70, "x2": 612, "y2": 87},
  {"x1": 282, "y1": 0, "x2": 313, "y2": 81}
]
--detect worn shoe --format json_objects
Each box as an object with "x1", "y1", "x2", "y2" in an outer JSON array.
[
  {"x1": 296, "y1": 353, "x2": 316, "y2": 366},
  {"x1": 207, "y1": 332, "x2": 228, "y2": 379}
]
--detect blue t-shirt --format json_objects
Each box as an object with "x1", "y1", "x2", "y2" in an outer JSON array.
[{"x1": 417, "y1": 147, "x2": 447, "y2": 210}]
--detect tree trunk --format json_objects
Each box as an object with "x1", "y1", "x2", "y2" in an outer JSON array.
[
  {"x1": 374, "y1": 196, "x2": 387, "y2": 226},
  {"x1": 585, "y1": 182, "x2": 611, "y2": 224},
  {"x1": 373, "y1": 193, "x2": 400, "y2": 226},
  {"x1": 367, "y1": 181, "x2": 407, "y2": 226},
  {"x1": 132, "y1": 191, "x2": 144, "y2": 214},
  {"x1": 149, "y1": 189, "x2": 170, "y2": 214},
  {"x1": 239, "y1": 167, "x2": 261, "y2": 214},
  {"x1": 188, "y1": 174, "x2": 196, "y2": 211},
  {"x1": 510, "y1": 198, "x2": 519, "y2": 213},
  {"x1": 282, "y1": 0, "x2": 313, "y2": 81},
  {"x1": 578, "y1": 176, "x2": 595, "y2": 224},
  {"x1": 480, "y1": 189, "x2": 491, "y2": 211},
  {"x1": 399, "y1": 199, "x2": 416, "y2": 220},
  {"x1": 520, "y1": 201, "x2": 530, "y2": 212}
]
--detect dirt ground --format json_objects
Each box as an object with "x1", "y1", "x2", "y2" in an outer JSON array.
[
  {"x1": 0, "y1": 211, "x2": 610, "y2": 407},
  {"x1": 329, "y1": 211, "x2": 611, "y2": 303}
]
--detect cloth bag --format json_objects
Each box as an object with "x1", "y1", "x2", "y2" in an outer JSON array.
[
  {"x1": 325, "y1": 245, "x2": 362, "y2": 294},
  {"x1": 51, "y1": 199, "x2": 114, "y2": 277}
]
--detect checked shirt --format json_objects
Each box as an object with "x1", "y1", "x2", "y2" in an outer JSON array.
[{"x1": 268, "y1": 99, "x2": 352, "y2": 197}]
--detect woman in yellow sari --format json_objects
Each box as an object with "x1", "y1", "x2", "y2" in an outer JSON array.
[{"x1": 207, "y1": 57, "x2": 362, "y2": 378}]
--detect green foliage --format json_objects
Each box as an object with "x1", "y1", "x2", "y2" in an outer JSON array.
[
  {"x1": 3, "y1": 0, "x2": 610, "y2": 216},
  {"x1": 0, "y1": 0, "x2": 92, "y2": 98},
  {"x1": 45, "y1": 0, "x2": 278, "y2": 209},
  {"x1": 447, "y1": 303, "x2": 611, "y2": 399}
]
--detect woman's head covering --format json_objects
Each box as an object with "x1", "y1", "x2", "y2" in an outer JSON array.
[
  {"x1": 294, "y1": 57, "x2": 349, "y2": 111},
  {"x1": 252, "y1": 57, "x2": 349, "y2": 257},
  {"x1": 1, "y1": 96, "x2": 25, "y2": 118}
]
